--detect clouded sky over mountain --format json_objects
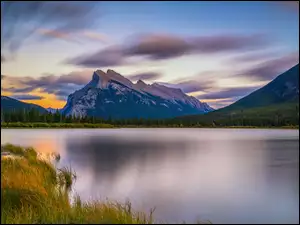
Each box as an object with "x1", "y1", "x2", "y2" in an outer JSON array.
[{"x1": 1, "y1": 1, "x2": 299, "y2": 109}]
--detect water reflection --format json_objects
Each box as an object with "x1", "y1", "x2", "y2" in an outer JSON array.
[{"x1": 1, "y1": 128, "x2": 299, "y2": 224}]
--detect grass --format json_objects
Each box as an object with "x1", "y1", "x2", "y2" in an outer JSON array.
[
  {"x1": 1, "y1": 144, "x2": 156, "y2": 224},
  {"x1": 1, "y1": 144, "x2": 211, "y2": 224},
  {"x1": 1, "y1": 122, "x2": 115, "y2": 129}
]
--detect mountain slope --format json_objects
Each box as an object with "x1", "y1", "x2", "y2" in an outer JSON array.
[
  {"x1": 223, "y1": 64, "x2": 299, "y2": 111},
  {"x1": 62, "y1": 70, "x2": 214, "y2": 119},
  {"x1": 1, "y1": 96, "x2": 47, "y2": 113},
  {"x1": 177, "y1": 64, "x2": 299, "y2": 126}
]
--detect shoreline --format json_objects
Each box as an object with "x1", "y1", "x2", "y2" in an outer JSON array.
[{"x1": 1, "y1": 125, "x2": 299, "y2": 130}]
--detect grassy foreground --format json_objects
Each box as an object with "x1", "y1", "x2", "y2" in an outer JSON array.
[{"x1": 1, "y1": 144, "x2": 156, "y2": 224}]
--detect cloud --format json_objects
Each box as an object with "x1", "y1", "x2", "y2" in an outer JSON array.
[
  {"x1": 56, "y1": 71, "x2": 92, "y2": 85},
  {"x1": 229, "y1": 51, "x2": 279, "y2": 63},
  {"x1": 158, "y1": 80, "x2": 215, "y2": 93},
  {"x1": 1, "y1": 70, "x2": 93, "y2": 99},
  {"x1": 1, "y1": 55, "x2": 5, "y2": 63},
  {"x1": 159, "y1": 70, "x2": 221, "y2": 94},
  {"x1": 190, "y1": 34, "x2": 267, "y2": 54},
  {"x1": 66, "y1": 33, "x2": 270, "y2": 67},
  {"x1": 176, "y1": 80, "x2": 215, "y2": 93},
  {"x1": 66, "y1": 47, "x2": 126, "y2": 68},
  {"x1": 127, "y1": 72, "x2": 162, "y2": 82},
  {"x1": 238, "y1": 51, "x2": 299, "y2": 81},
  {"x1": 36, "y1": 28, "x2": 109, "y2": 44},
  {"x1": 10, "y1": 94, "x2": 44, "y2": 100},
  {"x1": 196, "y1": 86, "x2": 258, "y2": 100},
  {"x1": 36, "y1": 29, "x2": 80, "y2": 43},
  {"x1": 1, "y1": 2, "x2": 98, "y2": 54},
  {"x1": 81, "y1": 31, "x2": 109, "y2": 43},
  {"x1": 124, "y1": 33, "x2": 268, "y2": 59},
  {"x1": 124, "y1": 34, "x2": 190, "y2": 60},
  {"x1": 2, "y1": 86, "x2": 37, "y2": 93}
]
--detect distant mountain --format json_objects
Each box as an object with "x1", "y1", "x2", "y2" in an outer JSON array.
[
  {"x1": 178, "y1": 64, "x2": 299, "y2": 126},
  {"x1": 61, "y1": 69, "x2": 214, "y2": 119},
  {"x1": 1, "y1": 96, "x2": 47, "y2": 113}
]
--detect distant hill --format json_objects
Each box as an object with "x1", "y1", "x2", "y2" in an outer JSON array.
[
  {"x1": 1, "y1": 96, "x2": 47, "y2": 113},
  {"x1": 177, "y1": 64, "x2": 299, "y2": 126},
  {"x1": 223, "y1": 64, "x2": 299, "y2": 111}
]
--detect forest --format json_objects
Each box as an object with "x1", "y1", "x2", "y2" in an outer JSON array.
[{"x1": 1, "y1": 104, "x2": 299, "y2": 128}]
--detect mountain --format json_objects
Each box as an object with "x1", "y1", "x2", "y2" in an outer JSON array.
[
  {"x1": 1, "y1": 96, "x2": 47, "y2": 113},
  {"x1": 223, "y1": 64, "x2": 299, "y2": 111},
  {"x1": 178, "y1": 64, "x2": 299, "y2": 126},
  {"x1": 61, "y1": 69, "x2": 214, "y2": 119},
  {"x1": 47, "y1": 107, "x2": 62, "y2": 114}
]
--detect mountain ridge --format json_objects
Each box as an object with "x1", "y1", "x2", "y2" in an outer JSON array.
[
  {"x1": 222, "y1": 64, "x2": 299, "y2": 111},
  {"x1": 1, "y1": 96, "x2": 47, "y2": 113},
  {"x1": 61, "y1": 70, "x2": 214, "y2": 119}
]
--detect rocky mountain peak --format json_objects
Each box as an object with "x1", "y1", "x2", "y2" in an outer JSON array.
[{"x1": 62, "y1": 69, "x2": 214, "y2": 119}]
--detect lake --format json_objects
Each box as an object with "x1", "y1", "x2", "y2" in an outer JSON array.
[{"x1": 1, "y1": 128, "x2": 299, "y2": 224}]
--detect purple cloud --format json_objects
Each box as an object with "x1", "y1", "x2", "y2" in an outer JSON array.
[
  {"x1": 197, "y1": 86, "x2": 259, "y2": 100},
  {"x1": 124, "y1": 34, "x2": 190, "y2": 60},
  {"x1": 66, "y1": 33, "x2": 270, "y2": 67},
  {"x1": 2, "y1": 86, "x2": 37, "y2": 93},
  {"x1": 127, "y1": 72, "x2": 162, "y2": 82},
  {"x1": 66, "y1": 47, "x2": 126, "y2": 68},
  {"x1": 1, "y1": 2, "x2": 98, "y2": 54},
  {"x1": 158, "y1": 80, "x2": 215, "y2": 93},
  {"x1": 56, "y1": 71, "x2": 92, "y2": 85},
  {"x1": 1, "y1": 70, "x2": 93, "y2": 99},
  {"x1": 10, "y1": 94, "x2": 44, "y2": 100},
  {"x1": 229, "y1": 51, "x2": 279, "y2": 63},
  {"x1": 190, "y1": 34, "x2": 267, "y2": 53},
  {"x1": 238, "y1": 51, "x2": 299, "y2": 81},
  {"x1": 176, "y1": 80, "x2": 215, "y2": 93}
]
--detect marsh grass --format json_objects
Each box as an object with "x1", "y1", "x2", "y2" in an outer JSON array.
[{"x1": 1, "y1": 144, "x2": 156, "y2": 224}]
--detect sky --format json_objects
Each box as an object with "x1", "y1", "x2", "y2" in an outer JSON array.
[{"x1": 1, "y1": 1, "x2": 299, "y2": 109}]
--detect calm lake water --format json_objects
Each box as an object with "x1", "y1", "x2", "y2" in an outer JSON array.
[{"x1": 1, "y1": 128, "x2": 299, "y2": 224}]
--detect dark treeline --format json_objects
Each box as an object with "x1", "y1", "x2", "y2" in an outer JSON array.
[
  {"x1": 1, "y1": 108, "x2": 104, "y2": 124},
  {"x1": 1, "y1": 106, "x2": 299, "y2": 127},
  {"x1": 0, "y1": 108, "x2": 180, "y2": 126}
]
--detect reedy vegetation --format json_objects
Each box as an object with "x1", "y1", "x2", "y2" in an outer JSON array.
[{"x1": 1, "y1": 144, "x2": 156, "y2": 224}]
